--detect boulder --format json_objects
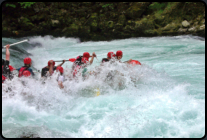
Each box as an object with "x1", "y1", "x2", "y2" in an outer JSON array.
[
  {"x1": 51, "y1": 19, "x2": 59, "y2": 24},
  {"x1": 144, "y1": 29, "x2": 159, "y2": 36},
  {"x1": 118, "y1": 15, "x2": 126, "y2": 26},
  {"x1": 201, "y1": 19, "x2": 205, "y2": 24},
  {"x1": 161, "y1": 22, "x2": 180, "y2": 31},
  {"x1": 178, "y1": 28, "x2": 187, "y2": 33},
  {"x1": 182, "y1": 20, "x2": 190, "y2": 28},
  {"x1": 51, "y1": 19, "x2": 59, "y2": 27},
  {"x1": 62, "y1": 24, "x2": 79, "y2": 36},
  {"x1": 107, "y1": 21, "x2": 114, "y2": 29},
  {"x1": 90, "y1": 20, "x2": 98, "y2": 31},
  {"x1": 126, "y1": 2, "x2": 151, "y2": 19},
  {"x1": 199, "y1": 24, "x2": 205, "y2": 31},
  {"x1": 188, "y1": 26, "x2": 197, "y2": 32},
  {"x1": 134, "y1": 18, "x2": 154, "y2": 32}
]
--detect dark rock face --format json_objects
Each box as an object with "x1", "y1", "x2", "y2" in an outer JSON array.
[{"x1": 2, "y1": 2, "x2": 205, "y2": 41}]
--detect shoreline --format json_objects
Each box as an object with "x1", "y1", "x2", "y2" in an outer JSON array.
[{"x1": 2, "y1": 2, "x2": 205, "y2": 42}]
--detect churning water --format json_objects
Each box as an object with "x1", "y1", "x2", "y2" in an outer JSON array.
[{"x1": 2, "y1": 35, "x2": 205, "y2": 138}]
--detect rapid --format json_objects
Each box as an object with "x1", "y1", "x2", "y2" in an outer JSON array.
[{"x1": 2, "y1": 35, "x2": 205, "y2": 138}]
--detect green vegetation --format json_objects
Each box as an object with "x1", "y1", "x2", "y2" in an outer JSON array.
[
  {"x1": 5, "y1": 4, "x2": 16, "y2": 8},
  {"x1": 2, "y1": 2, "x2": 205, "y2": 40},
  {"x1": 18, "y1": 2, "x2": 36, "y2": 9},
  {"x1": 102, "y1": 3, "x2": 114, "y2": 9},
  {"x1": 5, "y1": 2, "x2": 36, "y2": 9},
  {"x1": 164, "y1": 2, "x2": 178, "y2": 13},
  {"x1": 148, "y1": 2, "x2": 167, "y2": 10},
  {"x1": 186, "y1": 2, "x2": 197, "y2": 4}
]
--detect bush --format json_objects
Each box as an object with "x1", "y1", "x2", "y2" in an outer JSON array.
[
  {"x1": 5, "y1": 4, "x2": 16, "y2": 8},
  {"x1": 148, "y1": 2, "x2": 167, "y2": 11},
  {"x1": 18, "y1": 2, "x2": 36, "y2": 9}
]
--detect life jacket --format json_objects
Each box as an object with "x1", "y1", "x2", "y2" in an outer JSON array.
[
  {"x1": 18, "y1": 66, "x2": 29, "y2": 77},
  {"x1": 2, "y1": 66, "x2": 5, "y2": 83},
  {"x1": 102, "y1": 58, "x2": 109, "y2": 63},
  {"x1": 2, "y1": 75, "x2": 6, "y2": 83},
  {"x1": 73, "y1": 65, "x2": 82, "y2": 77},
  {"x1": 74, "y1": 55, "x2": 83, "y2": 66},
  {"x1": 2, "y1": 65, "x2": 9, "y2": 83}
]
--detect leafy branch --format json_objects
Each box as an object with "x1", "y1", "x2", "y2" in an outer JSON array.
[
  {"x1": 5, "y1": 4, "x2": 16, "y2": 8},
  {"x1": 102, "y1": 3, "x2": 114, "y2": 9},
  {"x1": 18, "y1": 2, "x2": 36, "y2": 9}
]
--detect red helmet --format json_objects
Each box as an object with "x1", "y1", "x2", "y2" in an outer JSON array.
[
  {"x1": 9, "y1": 65, "x2": 15, "y2": 71},
  {"x1": 83, "y1": 52, "x2": 91, "y2": 59},
  {"x1": 116, "y1": 50, "x2": 123, "y2": 57},
  {"x1": 48, "y1": 60, "x2": 55, "y2": 67},
  {"x1": 56, "y1": 66, "x2": 64, "y2": 73},
  {"x1": 82, "y1": 57, "x2": 89, "y2": 63},
  {"x1": 24, "y1": 57, "x2": 32, "y2": 65},
  {"x1": 107, "y1": 52, "x2": 115, "y2": 59},
  {"x1": 23, "y1": 70, "x2": 31, "y2": 77}
]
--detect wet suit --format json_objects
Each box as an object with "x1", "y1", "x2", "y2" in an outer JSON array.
[
  {"x1": 2, "y1": 60, "x2": 13, "y2": 83},
  {"x1": 72, "y1": 56, "x2": 84, "y2": 70},
  {"x1": 41, "y1": 66, "x2": 57, "y2": 77},
  {"x1": 102, "y1": 58, "x2": 109, "y2": 63}
]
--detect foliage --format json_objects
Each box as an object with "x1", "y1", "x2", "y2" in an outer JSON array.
[
  {"x1": 148, "y1": 2, "x2": 167, "y2": 10},
  {"x1": 5, "y1": 4, "x2": 16, "y2": 8},
  {"x1": 164, "y1": 2, "x2": 177, "y2": 11},
  {"x1": 102, "y1": 3, "x2": 113, "y2": 9},
  {"x1": 18, "y1": 2, "x2": 36, "y2": 9},
  {"x1": 186, "y1": 2, "x2": 197, "y2": 4}
]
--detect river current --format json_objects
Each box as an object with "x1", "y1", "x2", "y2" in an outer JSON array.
[{"x1": 2, "y1": 35, "x2": 205, "y2": 138}]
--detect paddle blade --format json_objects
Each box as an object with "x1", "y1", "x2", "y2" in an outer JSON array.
[
  {"x1": 129, "y1": 60, "x2": 141, "y2": 66},
  {"x1": 69, "y1": 58, "x2": 76, "y2": 62}
]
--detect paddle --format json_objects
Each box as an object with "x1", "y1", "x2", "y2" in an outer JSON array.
[
  {"x1": 2, "y1": 39, "x2": 28, "y2": 49},
  {"x1": 54, "y1": 58, "x2": 76, "y2": 62}
]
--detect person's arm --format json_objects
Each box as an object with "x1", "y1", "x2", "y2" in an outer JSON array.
[
  {"x1": 49, "y1": 65, "x2": 54, "y2": 76},
  {"x1": 58, "y1": 81, "x2": 64, "y2": 89},
  {"x1": 28, "y1": 68, "x2": 35, "y2": 76},
  {"x1": 124, "y1": 59, "x2": 132, "y2": 64},
  {"x1": 56, "y1": 60, "x2": 66, "y2": 67},
  {"x1": 89, "y1": 52, "x2": 96, "y2": 65},
  {"x1": 48, "y1": 60, "x2": 55, "y2": 76},
  {"x1": 5, "y1": 45, "x2": 10, "y2": 61}
]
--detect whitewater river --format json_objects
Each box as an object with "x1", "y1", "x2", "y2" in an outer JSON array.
[{"x1": 2, "y1": 35, "x2": 205, "y2": 138}]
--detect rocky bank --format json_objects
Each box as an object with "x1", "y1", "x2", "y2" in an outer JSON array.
[{"x1": 2, "y1": 2, "x2": 205, "y2": 42}]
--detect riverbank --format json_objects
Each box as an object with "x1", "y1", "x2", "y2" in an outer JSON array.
[{"x1": 2, "y1": 2, "x2": 205, "y2": 42}]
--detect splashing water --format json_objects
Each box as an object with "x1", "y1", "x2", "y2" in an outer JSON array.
[{"x1": 2, "y1": 35, "x2": 205, "y2": 138}]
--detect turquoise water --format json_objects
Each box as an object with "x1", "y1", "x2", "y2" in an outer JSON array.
[{"x1": 2, "y1": 35, "x2": 205, "y2": 138}]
